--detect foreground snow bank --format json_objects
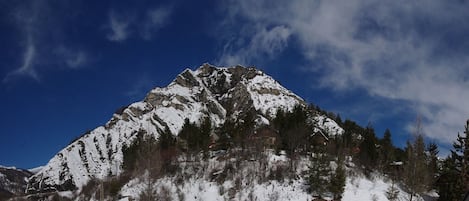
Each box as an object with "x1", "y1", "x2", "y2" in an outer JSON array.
[
  {"x1": 116, "y1": 152, "x2": 424, "y2": 201},
  {"x1": 119, "y1": 173, "x2": 423, "y2": 201},
  {"x1": 343, "y1": 172, "x2": 423, "y2": 201},
  {"x1": 120, "y1": 177, "x2": 313, "y2": 201}
]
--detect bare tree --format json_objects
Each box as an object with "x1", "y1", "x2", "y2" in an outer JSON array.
[
  {"x1": 403, "y1": 117, "x2": 430, "y2": 201},
  {"x1": 136, "y1": 136, "x2": 164, "y2": 201}
]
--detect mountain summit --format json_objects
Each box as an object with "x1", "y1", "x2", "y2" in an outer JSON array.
[{"x1": 26, "y1": 64, "x2": 343, "y2": 193}]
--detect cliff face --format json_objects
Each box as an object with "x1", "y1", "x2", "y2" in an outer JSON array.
[{"x1": 26, "y1": 64, "x2": 342, "y2": 193}]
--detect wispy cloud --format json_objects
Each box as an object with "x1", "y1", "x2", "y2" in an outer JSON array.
[
  {"x1": 3, "y1": 1, "x2": 91, "y2": 83},
  {"x1": 141, "y1": 6, "x2": 172, "y2": 40},
  {"x1": 217, "y1": 26, "x2": 291, "y2": 66},
  {"x1": 106, "y1": 10, "x2": 132, "y2": 42},
  {"x1": 3, "y1": 36, "x2": 38, "y2": 82},
  {"x1": 105, "y1": 6, "x2": 173, "y2": 42},
  {"x1": 54, "y1": 46, "x2": 88, "y2": 69},
  {"x1": 220, "y1": 0, "x2": 469, "y2": 145}
]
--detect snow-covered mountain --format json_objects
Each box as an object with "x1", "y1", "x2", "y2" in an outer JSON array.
[
  {"x1": 26, "y1": 64, "x2": 343, "y2": 193},
  {"x1": 0, "y1": 166, "x2": 33, "y2": 199}
]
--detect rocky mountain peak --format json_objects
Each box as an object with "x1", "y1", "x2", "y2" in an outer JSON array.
[{"x1": 26, "y1": 64, "x2": 342, "y2": 193}]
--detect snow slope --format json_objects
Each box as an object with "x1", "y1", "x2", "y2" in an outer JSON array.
[
  {"x1": 28, "y1": 166, "x2": 44, "y2": 174},
  {"x1": 27, "y1": 64, "x2": 342, "y2": 193},
  {"x1": 111, "y1": 152, "x2": 418, "y2": 201},
  {"x1": 343, "y1": 172, "x2": 423, "y2": 201}
]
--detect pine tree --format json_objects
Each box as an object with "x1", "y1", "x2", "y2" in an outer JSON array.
[
  {"x1": 358, "y1": 124, "x2": 379, "y2": 171},
  {"x1": 329, "y1": 159, "x2": 346, "y2": 200},
  {"x1": 231, "y1": 111, "x2": 255, "y2": 149},
  {"x1": 309, "y1": 144, "x2": 331, "y2": 199},
  {"x1": 341, "y1": 120, "x2": 357, "y2": 150},
  {"x1": 440, "y1": 120, "x2": 469, "y2": 200},
  {"x1": 451, "y1": 120, "x2": 469, "y2": 190},
  {"x1": 335, "y1": 114, "x2": 343, "y2": 127},
  {"x1": 427, "y1": 142, "x2": 439, "y2": 188},
  {"x1": 217, "y1": 119, "x2": 235, "y2": 150},
  {"x1": 274, "y1": 105, "x2": 308, "y2": 154},
  {"x1": 437, "y1": 156, "x2": 464, "y2": 201},
  {"x1": 178, "y1": 118, "x2": 211, "y2": 153},
  {"x1": 379, "y1": 128, "x2": 396, "y2": 172},
  {"x1": 158, "y1": 126, "x2": 175, "y2": 150},
  {"x1": 199, "y1": 117, "x2": 212, "y2": 154},
  {"x1": 158, "y1": 126, "x2": 177, "y2": 171}
]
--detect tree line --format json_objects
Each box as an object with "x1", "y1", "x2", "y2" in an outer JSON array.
[{"x1": 119, "y1": 103, "x2": 469, "y2": 201}]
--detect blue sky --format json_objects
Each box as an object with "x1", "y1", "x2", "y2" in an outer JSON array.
[{"x1": 1, "y1": 0, "x2": 469, "y2": 169}]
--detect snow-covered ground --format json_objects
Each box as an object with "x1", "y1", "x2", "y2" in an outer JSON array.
[
  {"x1": 28, "y1": 166, "x2": 44, "y2": 174},
  {"x1": 343, "y1": 172, "x2": 422, "y2": 201},
  {"x1": 86, "y1": 151, "x2": 421, "y2": 201}
]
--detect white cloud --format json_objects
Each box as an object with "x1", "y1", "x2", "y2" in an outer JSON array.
[
  {"x1": 106, "y1": 10, "x2": 132, "y2": 42},
  {"x1": 220, "y1": 0, "x2": 469, "y2": 145},
  {"x1": 4, "y1": 1, "x2": 91, "y2": 83},
  {"x1": 141, "y1": 7, "x2": 172, "y2": 40},
  {"x1": 217, "y1": 25, "x2": 291, "y2": 66},
  {"x1": 3, "y1": 36, "x2": 38, "y2": 82},
  {"x1": 106, "y1": 6, "x2": 172, "y2": 42}
]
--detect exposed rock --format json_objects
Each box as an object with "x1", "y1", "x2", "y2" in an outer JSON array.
[
  {"x1": 144, "y1": 92, "x2": 170, "y2": 107},
  {"x1": 174, "y1": 69, "x2": 200, "y2": 87}
]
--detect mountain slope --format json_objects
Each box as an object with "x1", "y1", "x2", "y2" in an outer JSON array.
[
  {"x1": 0, "y1": 166, "x2": 33, "y2": 199},
  {"x1": 26, "y1": 64, "x2": 343, "y2": 193}
]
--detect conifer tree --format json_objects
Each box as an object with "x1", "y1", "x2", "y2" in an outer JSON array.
[
  {"x1": 329, "y1": 159, "x2": 346, "y2": 200},
  {"x1": 231, "y1": 111, "x2": 255, "y2": 149},
  {"x1": 358, "y1": 124, "x2": 378, "y2": 170},
  {"x1": 451, "y1": 120, "x2": 469, "y2": 190},
  {"x1": 309, "y1": 144, "x2": 330, "y2": 199},
  {"x1": 335, "y1": 114, "x2": 343, "y2": 127},
  {"x1": 217, "y1": 119, "x2": 235, "y2": 150},
  {"x1": 437, "y1": 156, "x2": 463, "y2": 201},
  {"x1": 199, "y1": 117, "x2": 212, "y2": 154},
  {"x1": 439, "y1": 120, "x2": 469, "y2": 200},
  {"x1": 178, "y1": 118, "x2": 211, "y2": 153},
  {"x1": 158, "y1": 126, "x2": 175, "y2": 150},
  {"x1": 158, "y1": 126, "x2": 177, "y2": 171},
  {"x1": 341, "y1": 120, "x2": 357, "y2": 150},
  {"x1": 427, "y1": 142, "x2": 439, "y2": 188},
  {"x1": 273, "y1": 105, "x2": 309, "y2": 156},
  {"x1": 379, "y1": 128, "x2": 396, "y2": 172}
]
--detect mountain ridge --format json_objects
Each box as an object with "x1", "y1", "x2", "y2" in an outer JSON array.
[{"x1": 0, "y1": 166, "x2": 33, "y2": 199}]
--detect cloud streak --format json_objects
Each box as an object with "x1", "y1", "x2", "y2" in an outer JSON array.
[
  {"x1": 107, "y1": 10, "x2": 132, "y2": 42},
  {"x1": 141, "y1": 6, "x2": 172, "y2": 40},
  {"x1": 3, "y1": 1, "x2": 90, "y2": 83},
  {"x1": 218, "y1": 26, "x2": 291, "y2": 66},
  {"x1": 220, "y1": 0, "x2": 469, "y2": 145},
  {"x1": 105, "y1": 6, "x2": 173, "y2": 42},
  {"x1": 3, "y1": 36, "x2": 38, "y2": 82}
]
